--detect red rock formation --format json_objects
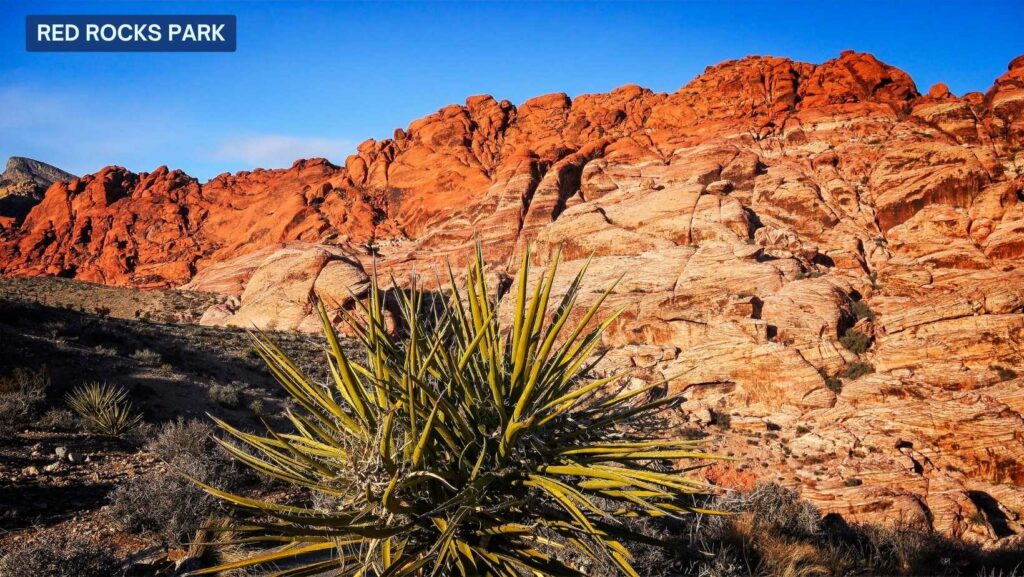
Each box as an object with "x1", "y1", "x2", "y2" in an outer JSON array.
[
  {"x1": 1, "y1": 159, "x2": 381, "y2": 288},
  {"x1": 4, "y1": 50, "x2": 1024, "y2": 541}
]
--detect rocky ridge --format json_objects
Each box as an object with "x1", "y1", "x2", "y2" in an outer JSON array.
[
  {"x1": 0, "y1": 157, "x2": 76, "y2": 229},
  {"x1": 3, "y1": 51, "x2": 1024, "y2": 540}
]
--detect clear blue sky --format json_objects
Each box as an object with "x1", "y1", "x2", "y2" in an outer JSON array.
[{"x1": 2, "y1": 1, "x2": 1022, "y2": 181}]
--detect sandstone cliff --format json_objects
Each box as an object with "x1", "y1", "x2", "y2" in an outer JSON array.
[{"x1": 3, "y1": 51, "x2": 1024, "y2": 541}]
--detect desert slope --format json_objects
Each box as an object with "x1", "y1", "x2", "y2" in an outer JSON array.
[{"x1": 2, "y1": 50, "x2": 1024, "y2": 540}]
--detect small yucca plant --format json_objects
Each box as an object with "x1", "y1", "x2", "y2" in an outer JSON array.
[
  {"x1": 66, "y1": 382, "x2": 142, "y2": 436},
  {"x1": 190, "y1": 246, "x2": 723, "y2": 576}
]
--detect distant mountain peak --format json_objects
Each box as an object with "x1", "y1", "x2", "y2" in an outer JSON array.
[
  {"x1": 0, "y1": 157, "x2": 76, "y2": 226},
  {"x1": 2, "y1": 156, "x2": 76, "y2": 187}
]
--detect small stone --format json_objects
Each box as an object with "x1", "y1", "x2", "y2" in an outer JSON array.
[
  {"x1": 22, "y1": 466, "x2": 40, "y2": 476},
  {"x1": 54, "y1": 446, "x2": 68, "y2": 459},
  {"x1": 67, "y1": 451, "x2": 82, "y2": 463},
  {"x1": 43, "y1": 462, "x2": 60, "y2": 473}
]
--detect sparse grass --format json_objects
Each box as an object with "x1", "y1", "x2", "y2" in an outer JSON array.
[{"x1": 839, "y1": 328, "x2": 871, "y2": 354}]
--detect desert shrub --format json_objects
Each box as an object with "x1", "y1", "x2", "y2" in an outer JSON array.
[
  {"x1": 839, "y1": 328, "x2": 871, "y2": 354},
  {"x1": 850, "y1": 300, "x2": 876, "y2": 323},
  {"x1": 247, "y1": 398, "x2": 264, "y2": 417},
  {"x1": 831, "y1": 521, "x2": 974, "y2": 576},
  {"x1": 92, "y1": 344, "x2": 119, "y2": 356},
  {"x1": 108, "y1": 468, "x2": 215, "y2": 547},
  {"x1": 0, "y1": 367, "x2": 49, "y2": 396},
  {"x1": 109, "y1": 418, "x2": 244, "y2": 546},
  {"x1": 130, "y1": 348, "x2": 162, "y2": 364},
  {"x1": 36, "y1": 408, "x2": 79, "y2": 431},
  {"x1": 65, "y1": 382, "x2": 142, "y2": 436},
  {"x1": 147, "y1": 418, "x2": 217, "y2": 470},
  {"x1": 192, "y1": 246, "x2": 724, "y2": 575},
  {"x1": 991, "y1": 365, "x2": 1018, "y2": 382},
  {"x1": 0, "y1": 367, "x2": 50, "y2": 435},
  {"x1": 0, "y1": 533, "x2": 122, "y2": 577},
  {"x1": 712, "y1": 409, "x2": 732, "y2": 429},
  {"x1": 0, "y1": 394, "x2": 40, "y2": 436},
  {"x1": 207, "y1": 382, "x2": 242, "y2": 408},
  {"x1": 841, "y1": 362, "x2": 875, "y2": 380},
  {"x1": 817, "y1": 368, "x2": 843, "y2": 393},
  {"x1": 146, "y1": 417, "x2": 246, "y2": 486}
]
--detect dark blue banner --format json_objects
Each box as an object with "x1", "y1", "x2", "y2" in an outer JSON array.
[{"x1": 26, "y1": 15, "x2": 236, "y2": 52}]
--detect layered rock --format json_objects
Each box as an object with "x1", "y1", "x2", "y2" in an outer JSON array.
[
  {"x1": 3, "y1": 51, "x2": 1024, "y2": 541},
  {"x1": 185, "y1": 243, "x2": 369, "y2": 332}
]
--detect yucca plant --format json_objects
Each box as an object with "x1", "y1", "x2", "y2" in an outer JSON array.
[
  {"x1": 66, "y1": 382, "x2": 143, "y2": 436},
  {"x1": 189, "y1": 246, "x2": 723, "y2": 576}
]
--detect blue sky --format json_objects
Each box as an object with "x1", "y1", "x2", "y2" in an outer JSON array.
[{"x1": 2, "y1": 1, "x2": 1022, "y2": 181}]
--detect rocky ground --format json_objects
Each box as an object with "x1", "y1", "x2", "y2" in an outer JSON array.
[{"x1": 0, "y1": 282, "x2": 338, "y2": 570}]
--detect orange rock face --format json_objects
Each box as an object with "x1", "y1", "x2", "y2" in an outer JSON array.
[{"x1": 3, "y1": 51, "x2": 1024, "y2": 540}]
